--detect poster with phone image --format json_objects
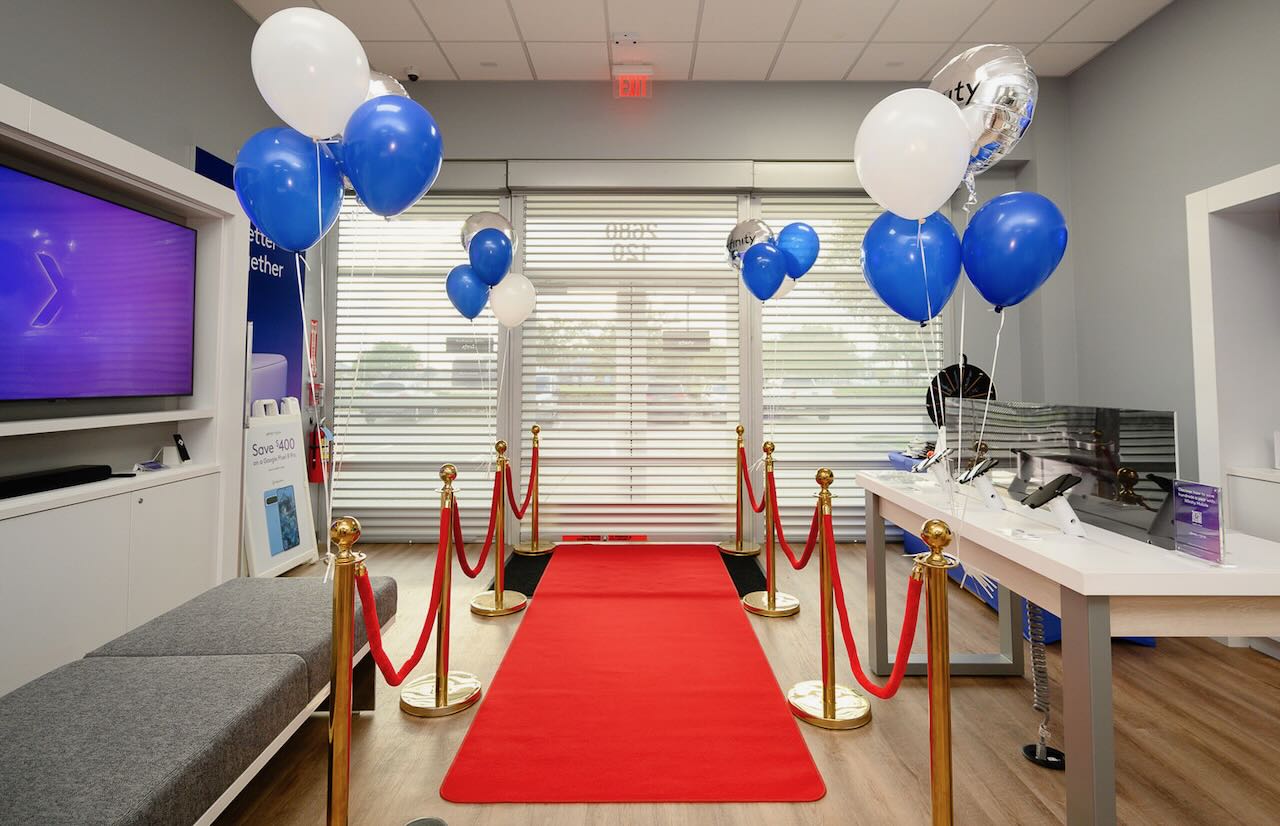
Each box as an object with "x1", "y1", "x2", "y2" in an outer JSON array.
[{"x1": 244, "y1": 398, "x2": 317, "y2": 576}]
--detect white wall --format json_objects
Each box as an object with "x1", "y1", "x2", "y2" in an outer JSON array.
[
  {"x1": 0, "y1": 0, "x2": 274, "y2": 165},
  {"x1": 1064, "y1": 0, "x2": 1280, "y2": 478}
]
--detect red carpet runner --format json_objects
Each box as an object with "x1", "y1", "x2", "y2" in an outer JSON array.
[{"x1": 440, "y1": 543, "x2": 826, "y2": 803}]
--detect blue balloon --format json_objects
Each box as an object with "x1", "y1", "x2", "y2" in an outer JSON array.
[
  {"x1": 962, "y1": 192, "x2": 1068, "y2": 310},
  {"x1": 861, "y1": 211, "x2": 962, "y2": 323},
  {"x1": 339, "y1": 96, "x2": 443, "y2": 217},
  {"x1": 446, "y1": 264, "x2": 489, "y2": 320},
  {"x1": 777, "y1": 222, "x2": 820, "y2": 278},
  {"x1": 741, "y1": 242, "x2": 787, "y2": 301},
  {"x1": 468, "y1": 227, "x2": 512, "y2": 286},
  {"x1": 233, "y1": 127, "x2": 342, "y2": 252}
]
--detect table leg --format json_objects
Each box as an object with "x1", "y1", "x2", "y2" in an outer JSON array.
[
  {"x1": 866, "y1": 492, "x2": 890, "y2": 676},
  {"x1": 998, "y1": 584, "x2": 1026, "y2": 676},
  {"x1": 1060, "y1": 586, "x2": 1116, "y2": 826}
]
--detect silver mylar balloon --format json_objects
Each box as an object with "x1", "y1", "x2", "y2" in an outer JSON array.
[
  {"x1": 366, "y1": 71, "x2": 410, "y2": 101},
  {"x1": 929, "y1": 44, "x2": 1037, "y2": 177},
  {"x1": 462, "y1": 211, "x2": 516, "y2": 253},
  {"x1": 726, "y1": 219, "x2": 775, "y2": 271}
]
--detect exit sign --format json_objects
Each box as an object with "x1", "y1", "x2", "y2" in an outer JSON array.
[{"x1": 614, "y1": 74, "x2": 652, "y2": 99}]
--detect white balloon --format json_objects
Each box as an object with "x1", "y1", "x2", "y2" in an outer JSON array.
[
  {"x1": 854, "y1": 88, "x2": 971, "y2": 220},
  {"x1": 490, "y1": 273, "x2": 536, "y2": 328},
  {"x1": 773, "y1": 277, "x2": 796, "y2": 300},
  {"x1": 251, "y1": 8, "x2": 370, "y2": 139}
]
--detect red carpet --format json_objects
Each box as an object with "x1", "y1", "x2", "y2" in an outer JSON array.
[{"x1": 440, "y1": 543, "x2": 825, "y2": 803}]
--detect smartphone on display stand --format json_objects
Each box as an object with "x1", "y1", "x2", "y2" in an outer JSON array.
[
  {"x1": 958, "y1": 457, "x2": 999, "y2": 484},
  {"x1": 912, "y1": 446, "x2": 954, "y2": 473},
  {"x1": 264, "y1": 485, "x2": 301, "y2": 557},
  {"x1": 1020, "y1": 474, "x2": 1082, "y2": 509}
]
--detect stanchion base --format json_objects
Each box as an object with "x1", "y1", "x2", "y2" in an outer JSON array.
[
  {"x1": 716, "y1": 540, "x2": 761, "y2": 556},
  {"x1": 404, "y1": 819, "x2": 448, "y2": 826},
  {"x1": 1022, "y1": 743, "x2": 1066, "y2": 770},
  {"x1": 742, "y1": 590, "x2": 800, "y2": 617},
  {"x1": 399, "y1": 671, "x2": 482, "y2": 718},
  {"x1": 787, "y1": 679, "x2": 871, "y2": 730},
  {"x1": 513, "y1": 540, "x2": 557, "y2": 556},
  {"x1": 470, "y1": 589, "x2": 528, "y2": 617}
]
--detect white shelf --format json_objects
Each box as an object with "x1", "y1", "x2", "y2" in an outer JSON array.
[
  {"x1": 0, "y1": 463, "x2": 220, "y2": 521},
  {"x1": 0, "y1": 408, "x2": 215, "y2": 438},
  {"x1": 1226, "y1": 466, "x2": 1280, "y2": 484}
]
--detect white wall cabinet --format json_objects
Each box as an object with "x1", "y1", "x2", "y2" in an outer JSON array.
[{"x1": 0, "y1": 473, "x2": 220, "y2": 695}]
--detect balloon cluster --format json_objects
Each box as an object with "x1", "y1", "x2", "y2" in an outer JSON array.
[
  {"x1": 856, "y1": 45, "x2": 1066, "y2": 321},
  {"x1": 726, "y1": 220, "x2": 820, "y2": 301},
  {"x1": 232, "y1": 8, "x2": 445, "y2": 252},
  {"x1": 447, "y1": 213, "x2": 536, "y2": 327}
]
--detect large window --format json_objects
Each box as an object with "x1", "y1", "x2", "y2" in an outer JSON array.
[
  {"x1": 331, "y1": 194, "x2": 502, "y2": 540},
  {"x1": 761, "y1": 195, "x2": 943, "y2": 536},
  {"x1": 519, "y1": 194, "x2": 741, "y2": 540}
]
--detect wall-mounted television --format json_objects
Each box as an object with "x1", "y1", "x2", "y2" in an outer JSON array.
[{"x1": 0, "y1": 161, "x2": 197, "y2": 400}]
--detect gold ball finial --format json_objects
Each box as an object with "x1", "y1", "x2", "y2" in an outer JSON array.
[
  {"x1": 816, "y1": 467, "x2": 834, "y2": 488},
  {"x1": 496, "y1": 440, "x2": 508, "y2": 455},
  {"x1": 330, "y1": 516, "x2": 362, "y2": 549},
  {"x1": 763, "y1": 441, "x2": 775, "y2": 455},
  {"x1": 531, "y1": 424, "x2": 540, "y2": 435},
  {"x1": 920, "y1": 519, "x2": 953, "y2": 552},
  {"x1": 440, "y1": 464, "x2": 457, "y2": 484},
  {"x1": 736, "y1": 424, "x2": 745, "y2": 436}
]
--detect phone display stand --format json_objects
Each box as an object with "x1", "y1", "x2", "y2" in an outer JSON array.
[
  {"x1": 928, "y1": 462, "x2": 956, "y2": 508},
  {"x1": 1047, "y1": 496, "x2": 1086, "y2": 537},
  {"x1": 973, "y1": 476, "x2": 1007, "y2": 511}
]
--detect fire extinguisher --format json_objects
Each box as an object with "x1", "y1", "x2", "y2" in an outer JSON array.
[{"x1": 307, "y1": 418, "x2": 325, "y2": 484}]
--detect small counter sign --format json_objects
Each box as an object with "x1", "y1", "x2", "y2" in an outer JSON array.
[{"x1": 1172, "y1": 480, "x2": 1223, "y2": 564}]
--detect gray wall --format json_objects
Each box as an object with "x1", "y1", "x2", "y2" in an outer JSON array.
[
  {"x1": 0, "y1": 0, "x2": 274, "y2": 166},
  {"x1": 1065, "y1": 0, "x2": 1280, "y2": 477}
]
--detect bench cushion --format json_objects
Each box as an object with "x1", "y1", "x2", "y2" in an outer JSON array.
[
  {"x1": 87, "y1": 576, "x2": 397, "y2": 699},
  {"x1": 0, "y1": 654, "x2": 308, "y2": 826}
]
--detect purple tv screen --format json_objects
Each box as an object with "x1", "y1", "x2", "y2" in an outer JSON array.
[{"x1": 0, "y1": 163, "x2": 197, "y2": 400}]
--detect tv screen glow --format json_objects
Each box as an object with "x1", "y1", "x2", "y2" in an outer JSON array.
[{"x1": 0, "y1": 163, "x2": 197, "y2": 400}]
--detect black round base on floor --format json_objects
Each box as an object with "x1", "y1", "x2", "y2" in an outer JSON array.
[
  {"x1": 404, "y1": 819, "x2": 448, "y2": 826},
  {"x1": 1023, "y1": 743, "x2": 1066, "y2": 770}
]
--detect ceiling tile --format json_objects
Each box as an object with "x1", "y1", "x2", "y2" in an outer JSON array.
[
  {"x1": 692, "y1": 42, "x2": 778, "y2": 80},
  {"x1": 235, "y1": 0, "x2": 319, "y2": 24},
  {"x1": 612, "y1": 42, "x2": 695, "y2": 80},
  {"x1": 876, "y1": 0, "x2": 989, "y2": 42},
  {"x1": 527, "y1": 42, "x2": 610, "y2": 80},
  {"x1": 511, "y1": 0, "x2": 606, "y2": 41},
  {"x1": 1027, "y1": 41, "x2": 1108, "y2": 76},
  {"x1": 440, "y1": 42, "x2": 533, "y2": 79},
  {"x1": 699, "y1": 0, "x2": 798, "y2": 42},
  {"x1": 413, "y1": 0, "x2": 520, "y2": 41},
  {"x1": 316, "y1": 0, "x2": 431, "y2": 41},
  {"x1": 1051, "y1": 0, "x2": 1172, "y2": 42},
  {"x1": 362, "y1": 41, "x2": 456, "y2": 81},
  {"x1": 920, "y1": 41, "x2": 1037, "y2": 81},
  {"x1": 964, "y1": 0, "x2": 1091, "y2": 43},
  {"x1": 848, "y1": 42, "x2": 950, "y2": 81},
  {"x1": 786, "y1": 0, "x2": 893, "y2": 43},
  {"x1": 606, "y1": 0, "x2": 700, "y2": 41},
  {"x1": 770, "y1": 42, "x2": 862, "y2": 80}
]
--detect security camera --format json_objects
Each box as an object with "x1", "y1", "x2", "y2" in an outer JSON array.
[{"x1": 405, "y1": 66, "x2": 420, "y2": 82}]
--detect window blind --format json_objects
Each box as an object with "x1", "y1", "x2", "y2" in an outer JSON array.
[
  {"x1": 331, "y1": 194, "x2": 503, "y2": 541},
  {"x1": 760, "y1": 195, "x2": 944, "y2": 538},
  {"x1": 518, "y1": 193, "x2": 742, "y2": 540}
]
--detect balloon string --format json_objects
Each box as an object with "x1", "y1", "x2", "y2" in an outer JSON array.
[
  {"x1": 975, "y1": 309, "x2": 1006, "y2": 452},
  {"x1": 917, "y1": 222, "x2": 944, "y2": 445},
  {"x1": 333, "y1": 209, "x2": 381, "y2": 502}
]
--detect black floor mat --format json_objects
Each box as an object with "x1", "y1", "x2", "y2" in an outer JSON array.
[
  {"x1": 719, "y1": 552, "x2": 767, "y2": 597},
  {"x1": 487, "y1": 547, "x2": 766, "y2": 599}
]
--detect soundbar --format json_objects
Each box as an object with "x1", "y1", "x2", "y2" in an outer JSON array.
[{"x1": 0, "y1": 464, "x2": 112, "y2": 500}]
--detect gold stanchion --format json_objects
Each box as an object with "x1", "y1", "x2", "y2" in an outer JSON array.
[
  {"x1": 327, "y1": 516, "x2": 364, "y2": 826},
  {"x1": 514, "y1": 424, "x2": 556, "y2": 556},
  {"x1": 915, "y1": 519, "x2": 958, "y2": 826},
  {"x1": 742, "y1": 441, "x2": 799, "y2": 617},
  {"x1": 471, "y1": 440, "x2": 528, "y2": 617},
  {"x1": 787, "y1": 468, "x2": 871, "y2": 729},
  {"x1": 400, "y1": 464, "x2": 483, "y2": 717},
  {"x1": 717, "y1": 424, "x2": 761, "y2": 556}
]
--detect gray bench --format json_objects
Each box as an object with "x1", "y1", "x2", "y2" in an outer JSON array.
[{"x1": 0, "y1": 576, "x2": 397, "y2": 826}]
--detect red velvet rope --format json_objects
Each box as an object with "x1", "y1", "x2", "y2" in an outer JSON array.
[
  {"x1": 504, "y1": 445, "x2": 538, "y2": 519},
  {"x1": 738, "y1": 446, "x2": 766, "y2": 514},
  {"x1": 454, "y1": 471, "x2": 502, "y2": 579},
  {"x1": 353, "y1": 506, "x2": 450, "y2": 686},
  {"x1": 769, "y1": 473, "x2": 821, "y2": 570},
  {"x1": 824, "y1": 512, "x2": 924, "y2": 700}
]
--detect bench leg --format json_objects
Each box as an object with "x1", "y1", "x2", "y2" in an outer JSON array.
[{"x1": 353, "y1": 654, "x2": 376, "y2": 712}]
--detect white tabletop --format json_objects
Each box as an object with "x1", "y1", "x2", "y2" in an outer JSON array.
[{"x1": 858, "y1": 470, "x2": 1280, "y2": 597}]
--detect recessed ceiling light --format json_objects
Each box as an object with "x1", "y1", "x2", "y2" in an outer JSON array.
[{"x1": 480, "y1": 61, "x2": 499, "y2": 68}]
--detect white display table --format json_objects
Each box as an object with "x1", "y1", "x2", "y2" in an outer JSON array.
[{"x1": 858, "y1": 469, "x2": 1280, "y2": 826}]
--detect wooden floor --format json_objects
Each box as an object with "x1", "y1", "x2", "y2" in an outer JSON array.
[{"x1": 218, "y1": 542, "x2": 1280, "y2": 825}]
